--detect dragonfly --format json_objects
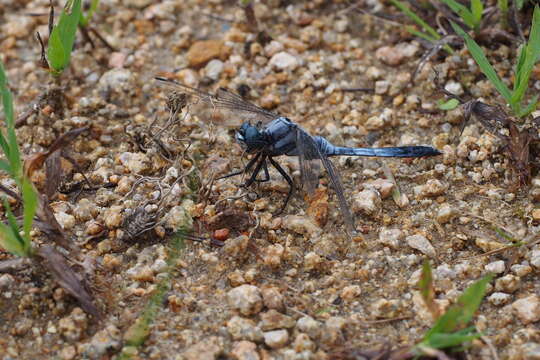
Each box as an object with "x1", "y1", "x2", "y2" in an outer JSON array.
[{"x1": 155, "y1": 77, "x2": 441, "y2": 235}]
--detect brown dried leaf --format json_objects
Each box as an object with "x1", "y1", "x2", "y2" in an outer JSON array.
[
  {"x1": 45, "y1": 151, "x2": 61, "y2": 198},
  {"x1": 36, "y1": 245, "x2": 100, "y2": 318},
  {"x1": 462, "y1": 101, "x2": 509, "y2": 141},
  {"x1": 507, "y1": 122, "x2": 533, "y2": 186}
]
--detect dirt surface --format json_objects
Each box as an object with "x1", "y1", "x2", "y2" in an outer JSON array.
[{"x1": 1, "y1": 0, "x2": 540, "y2": 359}]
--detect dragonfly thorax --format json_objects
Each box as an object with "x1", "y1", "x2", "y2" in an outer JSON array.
[{"x1": 236, "y1": 123, "x2": 268, "y2": 153}]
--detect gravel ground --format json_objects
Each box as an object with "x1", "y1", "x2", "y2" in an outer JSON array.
[{"x1": 1, "y1": 0, "x2": 540, "y2": 359}]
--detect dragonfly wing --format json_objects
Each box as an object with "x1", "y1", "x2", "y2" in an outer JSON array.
[
  {"x1": 296, "y1": 127, "x2": 355, "y2": 234},
  {"x1": 296, "y1": 128, "x2": 321, "y2": 195},
  {"x1": 155, "y1": 77, "x2": 278, "y2": 126}
]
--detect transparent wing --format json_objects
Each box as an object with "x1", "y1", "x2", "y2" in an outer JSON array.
[
  {"x1": 155, "y1": 77, "x2": 278, "y2": 125},
  {"x1": 296, "y1": 128, "x2": 321, "y2": 195},
  {"x1": 296, "y1": 127, "x2": 355, "y2": 234}
]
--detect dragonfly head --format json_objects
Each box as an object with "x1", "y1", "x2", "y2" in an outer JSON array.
[{"x1": 236, "y1": 123, "x2": 266, "y2": 153}]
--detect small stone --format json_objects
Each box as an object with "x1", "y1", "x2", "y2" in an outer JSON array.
[
  {"x1": 108, "y1": 52, "x2": 127, "y2": 68},
  {"x1": 58, "y1": 308, "x2": 88, "y2": 342},
  {"x1": 371, "y1": 298, "x2": 402, "y2": 318},
  {"x1": 269, "y1": 52, "x2": 299, "y2": 71},
  {"x1": 303, "y1": 252, "x2": 323, "y2": 271},
  {"x1": 227, "y1": 316, "x2": 264, "y2": 342},
  {"x1": 521, "y1": 343, "x2": 540, "y2": 360},
  {"x1": 222, "y1": 235, "x2": 250, "y2": 258},
  {"x1": 118, "y1": 152, "x2": 151, "y2": 174},
  {"x1": 376, "y1": 46, "x2": 404, "y2": 66},
  {"x1": 79, "y1": 325, "x2": 121, "y2": 358},
  {"x1": 264, "y1": 40, "x2": 284, "y2": 57},
  {"x1": 533, "y1": 209, "x2": 540, "y2": 221},
  {"x1": 485, "y1": 260, "x2": 505, "y2": 274},
  {"x1": 164, "y1": 204, "x2": 193, "y2": 230},
  {"x1": 296, "y1": 316, "x2": 321, "y2": 340},
  {"x1": 378, "y1": 228, "x2": 403, "y2": 250},
  {"x1": 416, "y1": 179, "x2": 447, "y2": 198},
  {"x1": 231, "y1": 341, "x2": 259, "y2": 360},
  {"x1": 74, "y1": 198, "x2": 98, "y2": 221},
  {"x1": 260, "y1": 310, "x2": 295, "y2": 331},
  {"x1": 406, "y1": 234, "x2": 436, "y2": 258},
  {"x1": 187, "y1": 40, "x2": 225, "y2": 67},
  {"x1": 293, "y1": 333, "x2": 316, "y2": 352},
  {"x1": 444, "y1": 81, "x2": 464, "y2": 96},
  {"x1": 104, "y1": 205, "x2": 123, "y2": 228},
  {"x1": 263, "y1": 329, "x2": 289, "y2": 349},
  {"x1": 512, "y1": 295, "x2": 540, "y2": 324},
  {"x1": 59, "y1": 345, "x2": 77, "y2": 360},
  {"x1": 321, "y1": 317, "x2": 346, "y2": 346},
  {"x1": 364, "y1": 115, "x2": 385, "y2": 130},
  {"x1": 351, "y1": 189, "x2": 381, "y2": 216},
  {"x1": 487, "y1": 292, "x2": 511, "y2": 306},
  {"x1": 126, "y1": 265, "x2": 154, "y2": 282},
  {"x1": 55, "y1": 212, "x2": 76, "y2": 230},
  {"x1": 340, "y1": 285, "x2": 361, "y2": 301},
  {"x1": 375, "y1": 80, "x2": 390, "y2": 95},
  {"x1": 282, "y1": 215, "x2": 321, "y2": 237},
  {"x1": 0, "y1": 274, "x2": 15, "y2": 289},
  {"x1": 366, "y1": 179, "x2": 394, "y2": 199},
  {"x1": 205, "y1": 59, "x2": 224, "y2": 81},
  {"x1": 98, "y1": 69, "x2": 135, "y2": 101},
  {"x1": 214, "y1": 228, "x2": 230, "y2": 241},
  {"x1": 530, "y1": 250, "x2": 540, "y2": 269},
  {"x1": 228, "y1": 285, "x2": 263, "y2": 316},
  {"x1": 262, "y1": 244, "x2": 284, "y2": 268},
  {"x1": 182, "y1": 336, "x2": 223, "y2": 360},
  {"x1": 436, "y1": 204, "x2": 456, "y2": 224},
  {"x1": 261, "y1": 286, "x2": 285, "y2": 312},
  {"x1": 495, "y1": 274, "x2": 520, "y2": 293}
]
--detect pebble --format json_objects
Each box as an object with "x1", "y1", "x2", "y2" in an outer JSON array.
[
  {"x1": 375, "y1": 42, "x2": 418, "y2": 66},
  {"x1": 262, "y1": 244, "x2": 284, "y2": 268},
  {"x1": 182, "y1": 336, "x2": 223, "y2": 360},
  {"x1": 293, "y1": 333, "x2": 316, "y2": 352},
  {"x1": 436, "y1": 204, "x2": 456, "y2": 224},
  {"x1": 374, "y1": 80, "x2": 390, "y2": 95},
  {"x1": 530, "y1": 250, "x2": 540, "y2": 269},
  {"x1": 79, "y1": 325, "x2": 121, "y2": 359},
  {"x1": 351, "y1": 189, "x2": 381, "y2": 216},
  {"x1": 228, "y1": 285, "x2": 263, "y2": 316},
  {"x1": 0, "y1": 274, "x2": 15, "y2": 289},
  {"x1": 521, "y1": 343, "x2": 540, "y2": 359},
  {"x1": 533, "y1": 209, "x2": 540, "y2": 221},
  {"x1": 282, "y1": 215, "x2": 321, "y2": 237},
  {"x1": 444, "y1": 81, "x2": 464, "y2": 96},
  {"x1": 58, "y1": 308, "x2": 88, "y2": 342},
  {"x1": 104, "y1": 205, "x2": 123, "y2": 228},
  {"x1": 204, "y1": 59, "x2": 224, "y2": 81},
  {"x1": 296, "y1": 316, "x2": 321, "y2": 340},
  {"x1": 260, "y1": 309, "x2": 295, "y2": 330},
  {"x1": 187, "y1": 40, "x2": 225, "y2": 67},
  {"x1": 269, "y1": 52, "x2": 299, "y2": 71},
  {"x1": 126, "y1": 265, "x2": 154, "y2": 282},
  {"x1": 55, "y1": 211, "x2": 76, "y2": 231},
  {"x1": 512, "y1": 295, "x2": 540, "y2": 324},
  {"x1": 340, "y1": 285, "x2": 361, "y2": 301},
  {"x1": 303, "y1": 252, "x2": 323, "y2": 271},
  {"x1": 124, "y1": 0, "x2": 153, "y2": 8},
  {"x1": 227, "y1": 316, "x2": 264, "y2": 342},
  {"x1": 406, "y1": 234, "x2": 436, "y2": 258},
  {"x1": 365, "y1": 179, "x2": 394, "y2": 199},
  {"x1": 378, "y1": 228, "x2": 403, "y2": 250},
  {"x1": 321, "y1": 317, "x2": 346, "y2": 346},
  {"x1": 164, "y1": 204, "x2": 193, "y2": 230},
  {"x1": 118, "y1": 152, "x2": 151, "y2": 174},
  {"x1": 264, "y1": 40, "x2": 284, "y2": 57},
  {"x1": 487, "y1": 292, "x2": 512, "y2": 306},
  {"x1": 263, "y1": 329, "x2": 289, "y2": 349},
  {"x1": 231, "y1": 341, "x2": 260, "y2": 360},
  {"x1": 485, "y1": 260, "x2": 505, "y2": 274},
  {"x1": 222, "y1": 235, "x2": 250, "y2": 258},
  {"x1": 261, "y1": 286, "x2": 285, "y2": 312},
  {"x1": 495, "y1": 274, "x2": 520, "y2": 293},
  {"x1": 97, "y1": 69, "x2": 135, "y2": 100},
  {"x1": 415, "y1": 179, "x2": 447, "y2": 198}
]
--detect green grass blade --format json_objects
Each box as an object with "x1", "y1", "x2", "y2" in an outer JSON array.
[
  {"x1": 511, "y1": 5, "x2": 540, "y2": 106},
  {"x1": 516, "y1": 0, "x2": 526, "y2": 10},
  {"x1": 0, "y1": 159, "x2": 11, "y2": 174},
  {"x1": 0, "y1": 221, "x2": 26, "y2": 257},
  {"x1": 21, "y1": 178, "x2": 37, "y2": 245},
  {"x1": 518, "y1": 94, "x2": 539, "y2": 117},
  {"x1": 80, "y1": 0, "x2": 99, "y2": 27},
  {"x1": 47, "y1": 0, "x2": 82, "y2": 74},
  {"x1": 0, "y1": 61, "x2": 20, "y2": 180},
  {"x1": 471, "y1": 0, "x2": 484, "y2": 29},
  {"x1": 452, "y1": 22, "x2": 512, "y2": 103},
  {"x1": 422, "y1": 328, "x2": 481, "y2": 349},
  {"x1": 440, "y1": 0, "x2": 475, "y2": 28},
  {"x1": 438, "y1": 98, "x2": 460, "y2": 110},
  {"x1": 390, "y1": 0, "x2": 441, "y2": 40}
]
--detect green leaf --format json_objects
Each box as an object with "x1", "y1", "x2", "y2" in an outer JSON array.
[
  {"x1": 1, "y1": 198, "x2": 31, "y2": 257},
  {"x1": 438, "y1": 98, "x2": 460, "y2": 110},
  {"x1": 419, "y1": 259, "x2": 434, "y2": 301},
  {"x1": 423, "y1": 274, "x2": 493, "y2": 340},
  {"x1": 516, "y1": 0, "x2": 526, "y2": 10},
  {"x1": 47, "y1": 0, "x2": 82, "y2": 74},
  {"x1": 451, "y1": 22, "x2": 513, "y2": 104},
  {"x1": 471, "y1": 0, "x2": 484, "y2": 29},
  {"x1": 0, "y1": 159, "x2": 11, "y2": 174},
  {"x1": 0, "y1": 221, "x2": 26, "y2": 257},
  {"x1": 440, "y1": 0, "x2": 475, "y2": 29},
  {"x1": 21, "y1": 178, "x2": 37, "y2": 245},
  {"x1": 0, "y1": 61, "x2": 20, "y2": 181},
  {"x1": 79, "y1": 0, "x2": 99, "y2": 27},
  {"x1": 518, "y1": 94, "x2": 539, "y2": 117},
  {"x1": 511, "y1": 5, "x2": 540, "y2": 107},
  {"x1": 421, "y1": 327, "x2": 481, "y2": 349},
  {"x1": 390, "y1": 0, "x2": 442, "y2": 40}
]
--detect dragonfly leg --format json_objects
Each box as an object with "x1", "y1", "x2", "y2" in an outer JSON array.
[
  {"x1": 255, "y1": 161, "x2": 270, "y2": 183},
  {"x1": 243, "y1": 155, "x2": 267, "y2": 187},
  {"x1": 268, "y1": 157, "x2": 294, "y2": 215},
  {"x1": 217, "y1": 152, "x2": 261, "y2": 180}
]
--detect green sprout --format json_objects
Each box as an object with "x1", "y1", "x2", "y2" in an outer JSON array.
[
  {"x1": 452, "y1": 5, "x2": 540, "y2": 117},
  {"x1": 390, "y1": 0, "x2": 454, "y2": 54},
  {"x1": 47, "y1": 0, "x2": 82, "y2": 76},
  {"x1": 0, "y1": 61, "x2": 38, "y2": 257},
  {"x1": 79, "y1": 0, "x2": 99, "y2": 28},
  {"x1": 415, "y1": 260, "x2": 493, "y2": 355},
  {"x1": 440, "y1": 0, "x2": 483, "y2": 33}
]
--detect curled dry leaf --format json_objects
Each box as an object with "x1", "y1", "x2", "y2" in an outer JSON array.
[{"x1": 36, "y1": 245, "x2": 100, "y2": 318}]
